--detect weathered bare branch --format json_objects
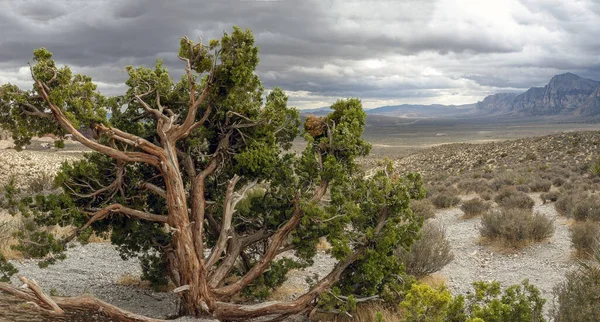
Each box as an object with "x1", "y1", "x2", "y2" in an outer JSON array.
[
  {"x1": 140, "y1": 182, "x2": 167, "y2": 199},
  {"x1": 205, "y1": 175, "x2": 259, "y2": 270},
  {"x1": 35, "y1": 81, "x2": 160, "y2": 167},
  {"x1": 213, "y1": 180, "x2": 329, "y2": 298}
]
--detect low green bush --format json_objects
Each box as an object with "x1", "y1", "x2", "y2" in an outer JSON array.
[{"x1": 398, "y1": 280, "x2": 546, "y2": 322}]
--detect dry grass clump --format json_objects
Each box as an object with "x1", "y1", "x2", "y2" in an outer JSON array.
[
  {"x1": 410, "y1": 199, "x2": 436, "y2": 219},
  {"x1": 569, "y1": 221, "x2": 600, "y2": 258},
  {"x1": 494, "y1": 186, "x2": 535, "y2": 210},
  {"x1": 429, "y1": 188, "x2": 461, "y2": 209},
  {"x1": 117, "y1": 274, "x2": 151, "y2": 288},
  {"x1": 396, "y1": 221, "x2": 454, "y2": 277},
  {"x1": 480, "y1": 208, "x2": 554, "y2": 248},
  {"x1": 460, "y1": 198, "x2": 490, "y2": 218}
]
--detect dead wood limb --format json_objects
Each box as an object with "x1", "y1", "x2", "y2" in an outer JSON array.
[
  {"x1": 0, "y1": 280, "x2": 165, "y2": 322},
  {"x1": 17, "y1": 276, "x2": 64, "y2": 314}
]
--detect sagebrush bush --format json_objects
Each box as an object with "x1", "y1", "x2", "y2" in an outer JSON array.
[
  {"x1": 528, "y1": 179, "x2": 552, "y2": 192},
  {"x1": 396, "y1": 221, "x2": 454, "y2": 277},
  {"x1": 572, "y1": 196, "x2": 600, "y2": 221},
  {"x1": 494, "y1": 187, "x2": 535, "y2": 210},
  {"x1": 516, "y1": 184, "x2": 531, "y2": 193},
  {"x1": 552, "y1": 177, "x2": 566, "y2": 187},
  {"x1": 480, "y1": 208, "x2": 554, "y2": 247},
  {"x1": 429, "y1": 188, "x2": 461, "y2": 209},
  {"x1": 478, "y1": 189, "x2": 493, "y2": 201},
  {"x1": 489, "y1": 175, "x2": 516, "y2": 191},
  {"x1": 554, "y1": 190, "x2": 582, "y2": 217},
  {"x1": 410, "y1": 199, "x2": 436, "y2": 219},
  {"x1": 27, "y1": 172, "x2": 55, "y2": 194},
  {"x1": 569, "y1": 221, "x2": 600, "y2": 257},
  {"x1": 540, "y1": 191, "x2": 560, "y2": 203},
  {"x1": 551, "y1": 247, "x2": 600, "y2": 322},
  {"x1": 457, "y1": 179, "x2": 489, "y2": 194},
  {"x1": 460, "y1": 198, "x2": 490, "y2": 218}
]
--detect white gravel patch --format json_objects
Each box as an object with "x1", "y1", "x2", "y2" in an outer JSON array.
[{"x1": 437, "y1": 194, "x2": 576, "y2": 320}]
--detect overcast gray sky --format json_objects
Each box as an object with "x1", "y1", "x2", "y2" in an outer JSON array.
[{"x1": 1, "y1": 0, "x2": 599, "y2": 109}]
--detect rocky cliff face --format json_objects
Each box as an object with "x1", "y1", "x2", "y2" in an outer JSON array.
[
  {"x1": 475, "y1": 93, "x2": 517, "y2": 113},
  {"x1": 477, "y1": 73, "x2": 600, "y2": 116}
]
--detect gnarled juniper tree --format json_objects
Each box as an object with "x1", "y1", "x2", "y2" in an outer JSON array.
[{"x1": 0, "y1": 27, "x2": 423, "y2": 320}]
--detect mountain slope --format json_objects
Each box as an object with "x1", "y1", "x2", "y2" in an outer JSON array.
[{"x1": 477, "y1": 73, "x2": 600, "y2": 116}]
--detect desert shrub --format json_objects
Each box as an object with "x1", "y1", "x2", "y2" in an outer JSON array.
[
  {"x1": 569, "y1": 221, "x2": 600, "y2": 257},
  {"x1": 489, "y1": 175, "x2": 515, "y2": 191},
  {"x1": 462, "y1": 280, "x2": 546, "y2": 322},
  {"x1": 494, "y1": 187, "x2": 535, "y2": 210},
  {"x1": 0, "y1": 220, "x2": 12, "y2": 245},
  {"x1": 551, "y1": 247, "x2": 600, "y2": 322},
  {"x1": 410, "y1": 199, "x2": 436, "y2": 219},
  {"x1": 429, "y1": 188, "x2": 461, "y2": 209},
  {"x1": 460, "y1": 198, "x2": 491, "y2": 218},
  {"x1": 478, "y1": 189, "x2": 493, "y2": 201},
  {"x1": 399, "y1": 283, "x2": 452, "y2": 322},
  {"x1": 516, "y1": 184, "x2": 531, "y2": 193},
  {"x1": 528, "y1": 179, "x2": 552, "y2": 193},
  {"x1": 480, "y1": 208, "x2": 554, "y2": 247},
  {"x1": 552, "y1": 177, "x2": 566, "y2": 187},
  {"x1": 540, "y1": 191, "x2": 560, "y2": 203},
  {"x1": 27, "y1": 172, "x2": 55, "y2": 194},
  {"x1": 0, "y1": 253, "x2": 17, "y2": 282},
  {"x1": 572, "y1": 196, "x2": 600, "y2": 221},
  {"x1": 588, "y1": 161, "x2": 600, "y2": 177},
  {"x1": 554, "y1": 190, "x2": 583, "y2": 217},
  {"x1": 457, "y1": 179, "x2": 489, "y2": 194},
  {"x1": 396, "y1": 221, "x2": 454, "y2": 278}
]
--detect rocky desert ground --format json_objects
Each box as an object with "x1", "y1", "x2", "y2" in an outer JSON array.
[{"x1": 1, "y1": 130, "x2": 600, "y2": 321}]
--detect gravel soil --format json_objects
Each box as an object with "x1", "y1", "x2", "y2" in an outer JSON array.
[
  {"x1": 6, "y1": 195, "x2": 574, "y2": 321},
  {"x1": 436, "y1": 193, "x2": 576, "y2": 318},
  {"x1": 0, "y1": 138, "x2": 580, "y2": 321}
]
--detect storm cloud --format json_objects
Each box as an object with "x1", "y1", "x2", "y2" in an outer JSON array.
[{"x1": 1, "y1": 0, "x2": 599, "y2": 108}]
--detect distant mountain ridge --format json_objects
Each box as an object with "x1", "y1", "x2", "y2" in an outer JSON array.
[
  {"x1": 299, "y1": 73, "x2": 600, "y2": 119},
  {"x1": 476, "y1": 73, "x2": 600, "y2": 116}
]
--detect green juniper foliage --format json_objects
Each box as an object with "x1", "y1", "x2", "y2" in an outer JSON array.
[{"x1": 0, "y1": 26, "x2": 424, "y2": 316}]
